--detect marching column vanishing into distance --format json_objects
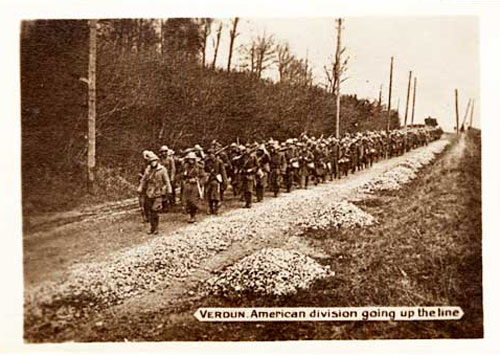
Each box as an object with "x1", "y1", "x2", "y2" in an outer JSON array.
[{"x1": 141, "y1": 125, "x2": 442, "y2": 227}]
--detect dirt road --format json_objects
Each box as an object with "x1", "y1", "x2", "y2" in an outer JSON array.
[
  {"x1": 24, "y1": 138, "x2": 452, "y2": 342},
  {"x1": 23, "y1": 139, "x2": 446, "y2": 286}
]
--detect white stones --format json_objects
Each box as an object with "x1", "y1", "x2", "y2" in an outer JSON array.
[
  {"x1": 359, "y1": 141, "x2": 449, "y2": 193},
  {"x1": 203, "y1": 248, "x2": 333, "y2": 297},
  {"x1": 295, "y1": 201, "x2": 376, "y2": 231}
]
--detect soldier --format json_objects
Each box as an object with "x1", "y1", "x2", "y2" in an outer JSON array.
[
  {"x1": 240, "y1": 146, "x2": 258, "y2": 208},
  {"x1": 255, "y1": 144, "x2": 270, "y2": 202},
  {"x1": 204, "y1": 149, "x2": 227, "y2": 215},
  {"x1": 268, "y1": 142, "x2": 287, "y2": 197},
  {"x1": 182, "y1": 152, "x2": 205, "y2": 223},
  {"x1": 338, "y1": 139, "x2": 350, "y2": 177},
  {"x1": 137, "y1": 151, "x2": 172, "y2": 234},
  {"x1": 214, "y1": 143, "x2": 230, "y2": 202},
  {"x1": 329, "y1": 138, "x2": 340, "y2": 180},
  {"x1": 193, "y1": 144, "x2": 205, "y2": 160},
  {"x1": 349, "y1": 139, "x2": 359, "y2": 174},
  {"x1": 284, "y1": 139, "x2": 298, "y2": 192},
  {"x1": 229, "y1": 143, "x2": 243, "y2": 198},
  {"x1": 159, "y1": 145, "x2": 176, "y2": 212},
  {"x1": 299, "y1": 143, "x2": 314, "y2": 188},
  {"x1": 138, "y1": 150, "x2": 152, "y2": 223},
  {"x1": 313, "y1": 143, "x2": 327, "y2": 184},
  {"x1": 359, "y1": 136, "x2": 369, "y2": 170}
]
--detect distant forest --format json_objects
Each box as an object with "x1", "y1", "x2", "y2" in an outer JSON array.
[{"x1": 21, "y1": 19, "x2": 400, "y2": 213}]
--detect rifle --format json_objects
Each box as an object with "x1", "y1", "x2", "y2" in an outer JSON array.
[{"x1": 215, "y1": 145, "x2": 229, "y2": 156}]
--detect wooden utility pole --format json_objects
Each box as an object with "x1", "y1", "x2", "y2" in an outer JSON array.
[
  {"x1": 159, "y1": 19, "x2": 164, "y2": 56},
  {"x1": 378, "y1": 84, "x2": 382, "y2": 106},
  {"x1": 334, "y1": 18, "x2": 343, "y2": 139},
  {"x1": 87, "y1": 19, "x2": 97, "y2": 194},
  {"x1": 461, "y1": 98, "x2": 471, "y2": 130},
  {"x1": 411, "y1": 77, "x2": 417, "y2": 125},
  {"x1": 386, "y1": 56, "x2": 394, "y2": 132},
  {"x1": 404, "y1": 71, "x2": 412, "y2": 127},
  {"x1": 469, "y1": 99, "x2": 475, "y2": 128},
  {"x1": 455, "y1": 89, "x2": 460, "y2": 134}
]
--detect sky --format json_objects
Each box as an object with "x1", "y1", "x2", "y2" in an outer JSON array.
[{"x1": 206, "y1": 17, "x2": 480, "y2": 132}]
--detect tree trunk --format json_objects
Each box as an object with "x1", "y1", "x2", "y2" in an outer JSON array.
[
  {"x1": 87, "y1": 19, "x2": 97, "y2": 194},
  {"x1": 212, "y1": 22, "x2": 223, "y2": 70},
  {"x1": 227, "y1": 17, "x2": 239, "y2": 71}
]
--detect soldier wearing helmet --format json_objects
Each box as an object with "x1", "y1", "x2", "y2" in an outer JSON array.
[
  {"x1": 137, "y1": 151, "x2": 172, "y2": 234},
  {"x1": 182, "y1": 152, "x2": 205, "y2": 223},
  {"x1": 159, "y1": 145, "x2": 176, "y2": 212}
]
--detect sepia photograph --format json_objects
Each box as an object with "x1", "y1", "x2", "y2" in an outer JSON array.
[{"x1": 8, "y1": 5, "x2": 490, "y2": 347}]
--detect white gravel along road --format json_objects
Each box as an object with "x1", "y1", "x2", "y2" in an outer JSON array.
[{"x1": 24, "y1": 138, "x2": 450, "y2": 328}]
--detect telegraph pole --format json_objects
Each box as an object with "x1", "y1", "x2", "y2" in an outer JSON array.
[
  {"x1": 386, "y1": 56, "x2": 393, "y2": 132},
  {"x1": 404, "y1": 71, "x2": 412, "y2": 127},
  {"x1": 411, "y1": 77, "x2": 417, "y2": 125},
  {"x1": 455, "y1": 89, "x2": 460, "y2": 135},
  {"x1": 334, "y1": 18, "x2": 343, "y2": 139},
  {"x1": 469, "y1": 99, "x2": 475, "y2": 128},
  {"x1": 87, "y1": 19, "x2": 97, "y2": 194},
  {"x1": 461, "y1": 98, "x2": 471, "y2": 130}
]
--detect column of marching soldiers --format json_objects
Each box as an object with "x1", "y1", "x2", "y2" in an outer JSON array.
[{"x1": 137, "y1": 126, "x2": 443, "y2": 234}]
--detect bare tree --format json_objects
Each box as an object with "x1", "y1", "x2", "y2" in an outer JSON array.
[
  {"x1": 323, "y1": 60, "x2": 334, "y2": 94},
  {"x1": 211, "y1": 20, "x2": 223, "y2": 69},
  {"x1": 303, "y1": 52, "x2": 313, "y2": 87},
  {"x1": 239, "y1": 41, "x2": 256, "y2": 74},
  {"x1": 200, "y1": 18, "x2": 213, "y2": 67},
  {"x1": 227, "y1": 17, "x2": 239, "y2": 71},
  {"x1": 276, "y1": 42, "x2": 294, "y2": 82},
  {"x1": 254, "y1": 32, "x2": 276, "y2": 79}
]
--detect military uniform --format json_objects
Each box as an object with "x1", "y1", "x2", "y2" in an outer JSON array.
[
  {"x1": 240, "y1": 151, "x2": 258, "y2": 208},
  {"x1": 204, "y1": 154, "x2": 227, "y2": 215},
  {"x1": 255, "y1": 147, "x2": 270, "y2": 202},
  {"x1": 182, "y1": 156, "x2": 205, "y2": 223},
  {"x1": 269, "y1": 147, "x2": 287, "y2": 197},
  {"x1": 138, "y1": 154, "x2": 172, "y2": 234}
]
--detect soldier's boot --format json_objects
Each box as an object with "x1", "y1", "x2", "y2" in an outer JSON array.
[
  {"x1": 273, "y1": 184, "x2": 279, "y2": 197},
  {"x1": 143, "y1": 207, "x2": 151, "y2": 223},
  {"x1": 220, "y1": 188, "x2": 225, "y2": 202},
  {"x1": 256, "y1": 186, "x2": 264, "y2": 202},
  {"x1": 171, "y1": 189, "x2": 176, "y2": 206},
  {"x1": 244, "y1": 192, "x2": 252, "y2": 208},
  {"x1": 148, "y1": 212, "x2": 159, "y2": 234}
]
